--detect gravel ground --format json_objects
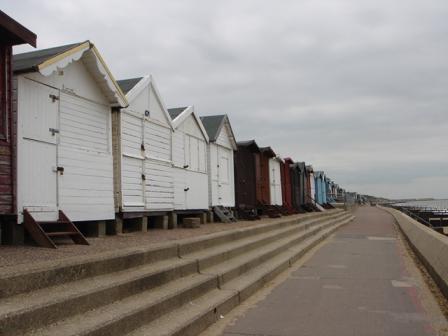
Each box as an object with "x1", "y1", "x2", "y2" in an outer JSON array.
[{"x1": 0, "y1": 214, "x2": 309, "y2": 269}]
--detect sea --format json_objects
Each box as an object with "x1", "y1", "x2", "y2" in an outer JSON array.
[{"x1": 394, "y1": 199, "x2": 448, "y2": 211}]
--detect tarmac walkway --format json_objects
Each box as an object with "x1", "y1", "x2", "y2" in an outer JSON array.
[{"x1": 218, "y1": 206, "x2": 448, "y2": 336}]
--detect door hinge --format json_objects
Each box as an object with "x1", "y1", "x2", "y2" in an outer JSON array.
[
  {"x1": 49, "y1": 128, "x2": 60, "y2": 136},
  {"x1": 49, "y1": 94, "x2": 59, "y2": 102}
]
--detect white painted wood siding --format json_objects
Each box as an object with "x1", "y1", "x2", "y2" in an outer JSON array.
[
  {"x1": 269, "y1": 159, "x2": 283, "y2": 206},
  {"x1": 119, "y1": 81, "x2": 174, "y2": 213},
  {"x1": 172, "y1": 114, "x2": 208, "y2": 210},
  {"x1": 207, "y1": 125, "x2": 235, "y2": 208}
]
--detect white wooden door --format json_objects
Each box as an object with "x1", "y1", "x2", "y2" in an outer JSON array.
[
  {"x1": 19, "y1": 79, "x2": 59, "y2": 220},
  {"x1": 121, "y1": 112, "x2": 145, "y2": 210},
  {"x1": 217, "y1": 146, "x2": 231, "y2": 206}
]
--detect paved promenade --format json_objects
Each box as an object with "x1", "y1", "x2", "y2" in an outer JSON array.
[{"x1": 220, "y1": 206, "x2": 448, "y2": 336}]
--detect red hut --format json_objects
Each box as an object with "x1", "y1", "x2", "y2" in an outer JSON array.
[
  {"x1": 0, "y1": 11, "x2": 36, "y2": 244},
  {"x1": 281, "y1": 157, "x2": 296, "y2": 214}
]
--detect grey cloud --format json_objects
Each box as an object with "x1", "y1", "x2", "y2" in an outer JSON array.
[{"x1": 3, "y1": 0, "x2": 447, "y2": 199}]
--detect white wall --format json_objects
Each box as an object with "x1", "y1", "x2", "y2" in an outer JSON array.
[
  {"x1": 172, "y1": 113, "x2": 208, "y2": 210},
  {"x1": 207, "y1": 123, "x2": 235, "y2": 208},
  {"x1": 119, "y1": 80, "x2": 174, "y2": 212}
]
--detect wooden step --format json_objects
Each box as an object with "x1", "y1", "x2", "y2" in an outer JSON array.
[{"x1": 23, "y1": 210, "x2": 89, "y2": 248}]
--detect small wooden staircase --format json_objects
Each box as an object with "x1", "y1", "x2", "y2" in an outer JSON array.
[
  {"x1": 213, "y1": 206, "x2": 237, "y2": 223},
  {"x1": 23, "y1": 210, "x2": 89, "y2": 249}
]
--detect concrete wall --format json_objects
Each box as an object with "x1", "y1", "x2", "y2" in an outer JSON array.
[{"x1": 381, "y1": 206, "x2": 448, "y2": 299}]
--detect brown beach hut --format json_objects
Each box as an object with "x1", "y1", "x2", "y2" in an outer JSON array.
[
  {"x1": 281, "y1": 158, "x2": 296, "y2": 214},
  {"x1": 234, "y1": 140, "x2": 261, "y2": 220},
  {"x1": 0, "y1": 11, "x2": 36, "y2": 244}
]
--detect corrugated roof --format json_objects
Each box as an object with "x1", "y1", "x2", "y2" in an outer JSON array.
[
  {"x1": 13, "y1": 41, "x2": 85, "y2": 73},
  {"x1": 168, "y1": 107, "x2": 188, "y2": 120},
  {"x1": 117, "y1": 77, "x2": 143, "y2": 95},
  {"x1": 199, "y1": 115, "x2": 226, "y2": 141}
]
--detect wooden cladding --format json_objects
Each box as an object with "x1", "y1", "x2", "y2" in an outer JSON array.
[{"x1": 0, "y1": 45, "x2": 12, "y2": 140}]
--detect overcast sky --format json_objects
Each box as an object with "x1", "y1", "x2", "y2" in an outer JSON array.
[{"x1": 3, "y1": 0, "x2": 448, "y2": 199}]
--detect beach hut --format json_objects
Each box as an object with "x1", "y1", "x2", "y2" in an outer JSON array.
[
  {"x1": 269, "y1": 155, "x2": 283, "y2": 207},
  {"x1": 13, "y1": 41, "x2": 127, "y2": 247},
  {"x1": 314, "y1": 171, "x2": 327, "y2": 205},
  {"x1": 0, "y1": 11, "x2": 36, "y2": 244},
  {"x1": 168, "y1": 107, "x2": 209, "y2": 221},
  {"x1": 234, "y1": 140, "x2": 261, "y2": 220},
  {"x1": 200, "y1": 115, "x2": 237, "y2": 222},
  {"x1": 305, "y1": 165, "x2": 316, "y2": 203},
  {"x1": 281, "y1": 158, "x2": 295, "y2": 213},
  {"x1": 259, "y1": 147, "x2": 282, "y2": 217},
  {"x1": 289, "y1": 161, "x2": 300, "y2": 210},
  {"x1": 291, "y1": 162, "x2": 307, "y2": 211},
  {"x1": 114, "y1": 75, "x2": 175, "y2": 231}
]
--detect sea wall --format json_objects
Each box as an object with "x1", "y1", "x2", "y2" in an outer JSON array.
[{"x1": 381, "y1": 206, "x2": 448, "y2": 299}]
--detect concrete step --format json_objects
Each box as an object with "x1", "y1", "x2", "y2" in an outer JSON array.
[
  {"x1": 0, "y1": 211, "x2": 352, "y2": 335},
  {"x1": 0, "y1": 213, "x2": 345, "y2": 331},
  {"x1": 128, "y1": 215, "x2": 354, "y2": 336},
  {"x1": 23, "y1": 216, "x2": 350, "y2": 336},
  {"x1": 24, "y1": 273, "x2": 219, "y2": 336},
  {"x1": 0, "y1": 210, "x2": 343, "y2": 299},
  {"x1": 0, "y1": 211, "x2": 348, "y2": 334}
]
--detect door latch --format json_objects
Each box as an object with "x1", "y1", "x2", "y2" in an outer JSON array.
[
  {"x1": 141, "y1": 174, "x2": 146, "y2": 181},
  {"x1": 53, "y1": 166, "x2": 65, "y2": 175},
  {"x1": 184, "y1": 187, "x2": 190, "y2": 192},
  {"x1": 49, "y1": 94, "x2": 59, "y2": 102},
  {"x1": 49, "y1": 128, "x2": 60, "y2": 136}
]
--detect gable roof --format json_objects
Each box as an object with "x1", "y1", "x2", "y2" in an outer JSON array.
[
  {"x1": 260, "y1": 146, "x2": 276, "y2": 158},
  {"x1": 0, "y1": 10, "x2": 36, "y2": 47},
  {"x1": 237, "y1": 140, "x2": 260, "y2": 153},
  {"x1": 168, "y1": 107, "x2": 188, "y2": 120},
  {"x1": 168, "y1": 106, "x2": 209, "y2": 142},
  {"x1": 13, "y1": 42, "x2": 82, "y2": 73},
  {"x1": 118, "y1": 75, "x2": 173, "y2": 129},
  {"x1": 200, "y1": 114, "x2": 237, "y2": 150},
  {"x1": 117, "y1": 77, "x2": 143, "y2": 94},
  {"x1": 13, "y1": 41, "x2": 127, "y2": 107}
]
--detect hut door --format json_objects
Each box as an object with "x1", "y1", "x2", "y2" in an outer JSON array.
[
  {"x1": 217, "y1": 147, "x2": 230, "y2": 206},
  {"x1": 19, "y1": 79, "x2": 59, "y2": 221}
]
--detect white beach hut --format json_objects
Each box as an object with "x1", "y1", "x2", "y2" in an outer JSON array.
[
  {"x1": 200, "y1": 115, "x2": 237, "y2": 221},
  {"x1": 13, "y1": 41, "x2": 127, "y2": 246},
  {"x1": 269, "y1": 156, "x2": 283, "y2": 206},
  {"x1": 114, "y1": 76, "x2": 174, "y2": 226},
  {"x1": 168, "y1": 107, "x2": 209, "y2": 215}
]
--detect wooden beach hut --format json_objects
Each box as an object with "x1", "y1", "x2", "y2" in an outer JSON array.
[
  {"x1": 168, "y1": 107, "x2": 209, "y2": 221},
  {"x1": 234, "y1": 140, "x2": 261, "y2": 220},
  {"x1": 0, "y1": 11, "x2": 36, "y2": 244},
  {"x1": 12, "y1": 41, "x2": 127, "y2": 247},
  {"x1": 200, "y1": 115, "x2": 237, "y2": 222},
  {"x1": 281, "y1": 158, "x2": 295, "y2": 214},
  {"x1": 259, "y1": 147, "x2": 282, "y2": 217},
  {"x1": 291, "y1": 161, "x2": 307, "y2": 211},
  {"x1": 114, "y1": 75, "x2": 175, "y2": 231},
  {"x1": 269, "y1": 155, "x2": 283, "y2": 207},
  {"x1": 305, "y1": 165, "x2": 316, "y2": 203}
]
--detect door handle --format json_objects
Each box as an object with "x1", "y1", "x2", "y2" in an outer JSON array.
[{"x1": 184, "y1": 187, "x2": 190, "y2": 192}]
